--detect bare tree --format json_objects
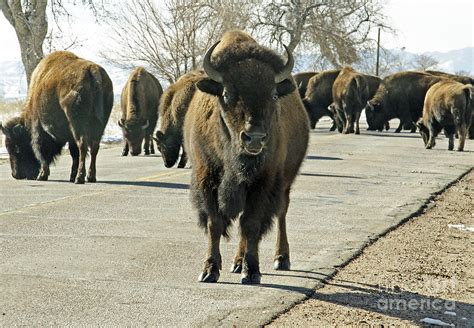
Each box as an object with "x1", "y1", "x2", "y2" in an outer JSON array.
[
  {"x1": 413, "y1": 54, "x2": 439, "y2": 71},
  {"x1": 251, "y1": 0, "x2": 390, "y2": 67},
  {"x1": 1, "y1": 0, "x2": 48, "y2": 86},
  {"x1": 102, "y1": 0, "x2": 253, "y2": 83},
  {"x1": 0, "y1": 0, "x2": 108, "y2": 86}
]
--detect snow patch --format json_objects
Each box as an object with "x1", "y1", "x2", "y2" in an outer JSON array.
[
  {"x1": 420, "y1": 318, "x2": 454, "y2": 327},
  {"x1": 448, "y1": 224, "x2": 474, "y2": 232},
  {"x1": 443, "y1": 311, "x2": 456, "y2": 316}
]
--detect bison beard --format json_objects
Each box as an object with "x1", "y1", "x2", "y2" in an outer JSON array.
[{"x1": 185, "y1": 30, "x2": 308, "y2": 284}]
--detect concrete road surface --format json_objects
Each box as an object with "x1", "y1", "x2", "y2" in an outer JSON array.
[{"x1": 0, "y1": 119, "x2": 473, "y2": 327}]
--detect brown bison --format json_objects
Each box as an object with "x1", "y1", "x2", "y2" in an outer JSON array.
[
  {"x1": 331, "y1": 67, "x2": 381, "y2": 134},
  {"x1": 119, "y1": 67, "x2": 162, "y2": 156},
  {"x1": 183, "y1": 30, "x2": 309, "y2": 284},
  {"x1": 154, "y1": 70, "x2": 205, "y2": 168},
  {"x1": 293, "y1": 71, "x2": 317, "y2": 99},
  {"x1": 364, "y1": 71, "x2": 449, "y2": 133},
  {"x1": 0, "y1": 51, "x2": 113, "y2": 184},
  {"x1": 417, "y1": 80, "x2": 472, "y2": 151},
  {"x1": 425, "y1": 70, "x2": 474, "y2": 140},
  {"x1": 302, "y1": 69, "x2": 341, "y2": 130}
]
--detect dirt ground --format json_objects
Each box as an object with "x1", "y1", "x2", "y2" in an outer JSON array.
[{"x1": 269, "y1": 169, "x2": 474, "y2": 327}]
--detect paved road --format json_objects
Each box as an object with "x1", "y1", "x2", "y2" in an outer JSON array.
[{"x1": 0, "y1": 119, "x2": 472, "y2": 327}]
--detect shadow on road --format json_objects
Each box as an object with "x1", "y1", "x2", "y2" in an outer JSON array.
[
  {"x1": 99, "y1": 180, "x2": 190, "y2": 189},
  {"x1": 364, "y1": 132, "x2": 420, "y2": 139},
  {"x1": 300, "y1": 172, "x2": 363, "y2": 179},
  {"x1": 305, "y1": 155, "x2": 343, "y2": 161},
  {"x1": 258, "y1": 270, "x2": 472, "y2": 325}
]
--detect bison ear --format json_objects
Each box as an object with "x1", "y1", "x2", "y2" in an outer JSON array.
[
  {"x1": 155, "y1": 131, "x2": 164, "y2": 143},
  {"x1": 196, "y1": 78, "x2": 223, "y2": 96},
  {"x1": 118, "y1": 119, "x2": 125, "y2": 128},
  {"x1": 276, "y1": 79, "x2": 296, "y2": 97}
]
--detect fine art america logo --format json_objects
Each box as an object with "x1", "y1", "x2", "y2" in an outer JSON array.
[{"x1": 376, "y1": 276, "x2": 457, "y2": 312}]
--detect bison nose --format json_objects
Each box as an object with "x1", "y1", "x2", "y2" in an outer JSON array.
[{"x1": 240, "y1": 131, "x2": 267, "y2": 155}]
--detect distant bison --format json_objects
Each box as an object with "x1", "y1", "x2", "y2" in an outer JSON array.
[
  {"x1": 417, "y1": 80, "x2": 472, "y2": 151},
  {"x1": 184, "y1": 30, "x2": 309, "y2": 284},
  {"x1": 365, "y1": 71, "x2": 447, "y2": 133},
  {"x1": 0, "y1": 51, "x2": 113, "y2": 184},
  {"x1": 302, "y1": 69, "x2": 341, "y2": 130},
  {"x1": 293, "y1": 71, "x2": 317, "y2": 99},
  {"x1": 155, "y1": 70, "x2": 205, "y2": 168},
  {"x1": 119, "y1": 67, "x2": 162, "y2": 156},
  {"x1": 425, "y1": 70, "x2": 474, "y2": 140},
  {"x1": 331, "y1": 67, "x2": 381, "y2": 134}
]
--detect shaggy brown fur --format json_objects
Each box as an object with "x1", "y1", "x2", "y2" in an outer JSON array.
[
  {"x1": 0, "y1": 51, "x2": 113, "y2": 184},
  {"x1": 417, "y1": 80, "x2": 472, "y2": 151},
  {"x1": 155, "y1": 70, "x2": 205, "y2": 168},
  {"x1": 119, "y1": 67, "x2": 162, "y2": 156},
  {"x1": 293, "y1": 71, "x2": 318, "y2": 99},
  {"x1": 184, "y1": 30, "x2": 309, "y2": 285},
  {"x1": 302, "y1": 69, "x2": 341, "y2": 130},
  {"x1": 425, "y1": 70, "x2": 474, "y2": 140},
  {"x1": 332, "y1": 67, "x2": 381, "y2": 134},
  {"x1": 364, "y1": 71, "x2": 448, "y2": 133}
]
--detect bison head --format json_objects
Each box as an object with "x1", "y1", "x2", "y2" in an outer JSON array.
[
  {"x1": 416, "y1": 119, "x2": 430, "y2": 146},
  {"x1": 118, "y1": 119, "x2": 149, "y2": 156},
  {"x1": 197, "y1": 41, "x2": 295, "y2": 156},
  {"x1": 364, "y1": 100, "x2": 386, "y2": 132},
  {"x1": 0, "y1": 118, "x2": 40, "y2": 180},
  {"x1": 154, "y1": 130, "x2": 180, "y2": 168}
]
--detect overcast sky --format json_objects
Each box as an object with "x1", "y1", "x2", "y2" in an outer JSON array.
[{"x1": 0, "y1": 0, "x2": 473, "y2": 61}]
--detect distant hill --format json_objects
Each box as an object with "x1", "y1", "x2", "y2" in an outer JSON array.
[{"x1": 0, "y1": 47, "x2": 472, "y2": 100}]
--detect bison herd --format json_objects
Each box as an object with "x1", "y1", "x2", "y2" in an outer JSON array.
[{"x1": 0, "y1": 30, "x2": 472, "y2": 285}]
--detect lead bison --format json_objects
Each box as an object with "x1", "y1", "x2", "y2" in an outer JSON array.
[
  {"x1": 119, "y1": 67, "x2": 162, "y2": 156},
  {"x1": 302, "y1": 69, "x2": 341, "y2": 130},
  {"x1": 184, "y1": 30, "x2": 309, "y2": 284},
  {"x1": 331, "y1": 67, "x2": 381, "y2": 134},
  {"x1": 0, "y1": 51, "x2": 113, "y2": 184},
  {"x1": 155, "y1": 70, "x2": 205, "y2": 168},
  {"x1": 417, "y1": 80, "x2": 472, "y2": 151}
]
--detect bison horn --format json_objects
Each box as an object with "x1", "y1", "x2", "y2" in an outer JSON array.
[
  {"x1": 275, "y1": 45, "x2": 294, "y2": 84},
  {"x1": 203, "y1": 41, "x2": 223, "y2": 83},
  {"x1": 142, "y1": 120, "x2": 149, "y2": 130},
  {"x1": 367, "y1": 101, "x2": 374, "y2": 111}
]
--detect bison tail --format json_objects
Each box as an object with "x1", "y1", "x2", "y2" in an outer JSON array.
[{"x1": 462, "y1": 85, "x2": 473, "y2": 126}]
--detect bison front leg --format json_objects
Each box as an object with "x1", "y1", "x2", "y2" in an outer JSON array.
[
  {"x1": 149, "y1": 135, "x2": 155, "y2": 154},
  {"x1": 177, "y1": 148, "x2": 188, "y2": 168},
  {"x1": 198, "y1": 215, "x2": 223, "y2": 283},
  {"x1": 230, "y1": 235, "x2": 246, "y2": 273},
  {"x1": 274, "y1": 189, "x2": 291, "y2": 271},
  {"x1": 240, "y1": 220, "x2": 262, "y2": 285},
  {"x1": 69, "y1": 142, "x2": 79, "y2": 182},
  {"x1": 121, "y1": 141, "x2": 129, "y2": 156},
  {"x1": 144, "y1": 135, "x2": 151, "y2": 155}
]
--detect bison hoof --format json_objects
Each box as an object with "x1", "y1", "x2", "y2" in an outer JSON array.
[
  {"x1": 240, "y1": 272, "x2": 261, "y2": 285},
  {"x1": 150, "y1": 149, "x2": 155, "y2": 154},
  {"x1": 274, "y1": 255, "x2": 291, "y2": 271},
  {"x1": 75, "y1": 177, "x2": 85, "y2": 184},
  {"x1": 198, "y1": 270, "x2": 220, "y2": 283},
  {"x1": 37, "y1": 174, "x2": 48, "y2": 181},
  {"x1": 121, "y1": 151, "x2": 128, "y2": 156},
  {"x1": 355, "y1": 130, "x2": 360, "y2": 135},
  {"x1": 87, "y1": 176, "x2": 97, "y2": 183},
  {"x1": 230, "y1": 259, "x2": 243, "y2": 273},
  {"x1": 177, "y1": 162, "x2": 186, "y2": 169},
  {"x1": 144, "y1": 150, "x2": 150, "y2": 156}
]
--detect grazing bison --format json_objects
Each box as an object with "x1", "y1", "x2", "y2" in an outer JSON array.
[
  {"x1": 331, "y1": 67, "x2": 381, "y2": 134},
  {"x1": 364, "y1": 71, "x2": 449, "y2": 133},
  {"x1": 155, "y1": 69, "x2": 205, "y2": 168},
  {"x1": 0, "y1": 51, "x2": 113, "y2": 184},
  {"x1": 417, "y1": 80, "x2": 472, "y2": 151},
  {"x1": 302, "y1": 69, "x2": 341, "y2": 130},
  {"x1": 119, "y1": 67, "x2": 162, "y2": 156},
  {"x1": 184, "y1": 30, "x2": 309, "y2": 284},
  {"x1": 293, "y1": 71, "x2": 318, "y2": 99}
]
